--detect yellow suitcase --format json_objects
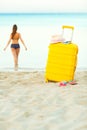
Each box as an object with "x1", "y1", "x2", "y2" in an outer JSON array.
[{"x1": 45, "y1": 26, "x2": 78, "y2": 82}]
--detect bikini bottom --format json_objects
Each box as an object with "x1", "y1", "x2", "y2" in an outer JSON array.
[{"x1": 11, "y1": 44, "x2": 20, "y2": 49}]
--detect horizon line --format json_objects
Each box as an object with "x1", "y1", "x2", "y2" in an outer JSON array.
[{"x1": 0, "y1": 12, "x2": 87, "y2": 14}]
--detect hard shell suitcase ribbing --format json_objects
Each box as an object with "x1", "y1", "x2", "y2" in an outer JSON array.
[{"x1": 45, "y1": 25, "x2": 78, "y2": 82}]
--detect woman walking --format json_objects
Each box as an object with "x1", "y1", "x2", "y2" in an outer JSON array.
[{"x1": 4, "y1": 24, "x2": 27, "y2": 70}]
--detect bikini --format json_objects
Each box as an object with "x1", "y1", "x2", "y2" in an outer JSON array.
[{"x1": 11, "y1": 34, "x2": 20, "y2": 49}]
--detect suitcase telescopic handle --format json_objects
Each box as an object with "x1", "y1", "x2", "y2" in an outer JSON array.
[
  {"x1": 62, "y1": 25, "x2": 74, "y2": 30},
  {"x1": 62, "y1": 25, "x2": 74, "y2": 43}
]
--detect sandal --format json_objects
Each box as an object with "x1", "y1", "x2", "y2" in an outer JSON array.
[
  {"x1": 68, "y1": 80, "x2": 77, "y2": 85},
  {"x1": 59, "y1": 81, "x2": 68, "y2": 87}
]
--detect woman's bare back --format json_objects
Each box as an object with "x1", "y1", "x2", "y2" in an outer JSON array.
[{"x1": 11, "y1": 33, "x2": 20, "y2": 44}]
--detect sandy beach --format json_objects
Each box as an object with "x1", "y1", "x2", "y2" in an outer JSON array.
[{"x1": 0, "y1": 70, "x2": 87, "y2": 130}]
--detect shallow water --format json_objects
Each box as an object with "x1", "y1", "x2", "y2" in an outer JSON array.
[{"x1": 0, "y1": 13, "x2": 87, "y2": 70}]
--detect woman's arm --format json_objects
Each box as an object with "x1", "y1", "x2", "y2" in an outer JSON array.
[
  {"x1": 4, "y1": 35, "x2": 12, "y2": 51},
  {"x1": 19, "y1": 33, "x2": 27, "y2": 50}
]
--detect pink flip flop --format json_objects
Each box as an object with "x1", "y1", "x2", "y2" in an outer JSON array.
[
  {"x1": 59, "y1": 81, "x2": 67, "y2": 87},
  {"x1": 68, "y1": 80, "x2": 77, "y2": 85}
]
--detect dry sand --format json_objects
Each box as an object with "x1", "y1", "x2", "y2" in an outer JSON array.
[{"x1": 0, "y1": 70, "x2": 87, "y2": 130}]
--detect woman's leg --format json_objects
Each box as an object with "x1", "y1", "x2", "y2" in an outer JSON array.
[
  {"x1": 11, "y1": 48, "x2": 20, "y2": 70},
  {"x1": 15, "y1": 48, "x2": 20, "y2": 67}
]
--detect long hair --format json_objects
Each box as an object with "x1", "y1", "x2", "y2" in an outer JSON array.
[{"x1": 11, "y1": 24, "x2": 17, "y2": 39}]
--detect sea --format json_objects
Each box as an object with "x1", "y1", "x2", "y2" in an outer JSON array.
[{"x1": 0, "y1": 13, "x2": 87, "y2": 71}]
